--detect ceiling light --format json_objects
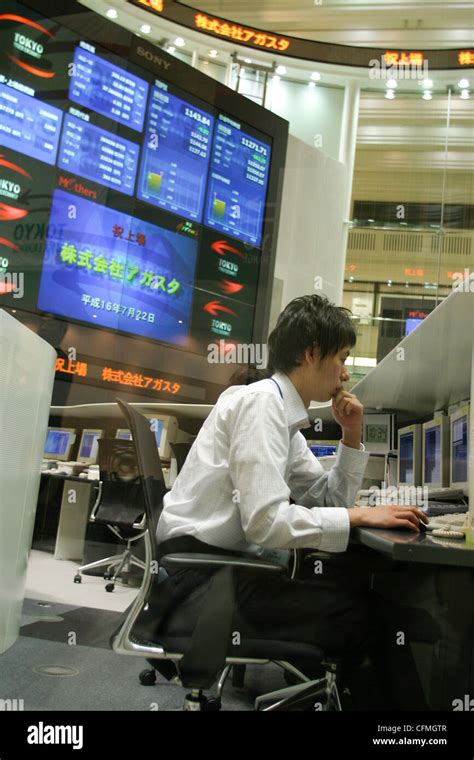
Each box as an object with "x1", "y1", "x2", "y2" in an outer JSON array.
[
  {"x1": 202, "y1": 60, "x2": 209, "y2": 65},
  {"x1": 272, "y1": 75, "x2": 281, "y2": 83},
  {"x1": 244, "y1": 58, "x2": 252, "y2": 64},
  {"x1": 311, "y1": 72, "x2": 321, "y2": 81},
  {"x1": 106, "y1": 8, "x2": 118, "y2": 19},
  {"x1": 208, "y1": 49, "x2": 219, "y2": 58},
  {"x1": 387, "y1": 280, "x2": 392, "y2": 287},
  {"x1": 140, "y1": 24, "x2": 151, "y2": 34},
  {"x1": 167, "y1": 46, "x2": 175, "y2": 54},
  {"x1": 308, "y1": 81, "x2": 316, "y2": 89},
  {"x1": 422, "y1": 91, "x2": 432, "y2": 100},
  {"x1": 421, "y1": 79, "x2": 433, "y2": 89},
  {"x1": 385, "y1": 89, "x2": 395, "y2": 99},
  {"x1": 275, "y1": 65, "x2": 286, "y2": 75},
  {"x1": 174, "y1": 37, "x2": 185, "y2": 47},
  {"x1": 458, "y1": 78, "x2": 469, "y2": 89},
  {"x1": 386, "y1": 79, "x2": 397, "y2": 88},
  {"x1": 460, "y1": 89, "x2": 470, "y2": 99}
]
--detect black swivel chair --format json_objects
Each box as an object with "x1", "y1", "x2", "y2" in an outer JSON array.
[
  {"x1": 111, "y1": 399, "x2": 343, "y2": 711},
  {"x1": 74, "y1": 438, "x2": 147, "y2": 592}
]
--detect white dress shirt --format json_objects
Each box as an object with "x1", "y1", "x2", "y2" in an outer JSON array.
[{"x1": 157, "y1": 372, "x2": 370, "y2": 554}]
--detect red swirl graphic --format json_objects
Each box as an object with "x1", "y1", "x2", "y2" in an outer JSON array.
[
  {"x1": 0, "y1": 237, "x2": 19, "y2": 251},
  {"x1": 0, "y1": 14, "x2": 53, "y2": 36},
  {"x1": 0, "y1": 203, "x2": 28, "y2": 221},
  {"x1": 6, "y1": 53, "x2": 55, "y2": 78},
  {"x1": 0, "y1": 154, "x2": 32, "y2": 179},
  {"x1": 220, "y1": 279, "x2": 244, "y2": 295}
]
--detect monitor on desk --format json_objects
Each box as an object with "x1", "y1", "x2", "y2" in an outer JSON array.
[
  {"x1": 116, "y1": 429, "x2": 133, "y2": 441},
  {"x1": 422, "y1": 415, "x2": 450, "y2": 491},
  {"x1": 144, "y1": 415, "x2": 179, "y2": 460},
  {"x1": 398, "y1": 424, "x2": 422, "y2": 486},
  {"x1": 450, "y1": 403, "x2": 470, "y2": 495},
  {"x1": 43, "y1": 428, "x2": 76, "y2": 461},
  {"x1": 77, "y1": 429, "x2": 104, "y2": 464}
]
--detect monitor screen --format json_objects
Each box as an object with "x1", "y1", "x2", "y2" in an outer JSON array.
[
  {"x1": 310, "y1": 444, "x2": 337, "y2": 457},
  {"x1": 405, "y1": 318, "x2": 423, "y2": 336},
  {"x1": 78, "y1": 429, "x2": 102, "y2": 462},
  {"x1": 424, "y1": 426, "x2": 441, "y2": 484},
  {"x1": 399, "y1": 432, "x2": 414, "y2": 484},
  {"x1": 150, "y1": 418, "x2": 165, "y2": 449},
  {"x1": 0, "y1": 2, "x2": 287, "y2": 360},
  {"x1": 452, "y1": 416, "x2": 468, "y2": 483},
  {"x1": 44, "y1": 429, "x2": 73, "y2": 458},
  {"x1": 116, "y1": 429, "x2": 132, "y2": 441}
]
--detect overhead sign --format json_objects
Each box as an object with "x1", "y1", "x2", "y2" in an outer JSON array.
[{"x1": 128, "y1": 0, "x2": 474, "y2": 70}]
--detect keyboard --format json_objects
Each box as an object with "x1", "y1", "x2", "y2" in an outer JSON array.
[
  {"x1": 425, "y1": 501, "x2": 468, "y2": 517},
  {"x1": 426, "y1": 513, "x2": 467, "y2": 530}
]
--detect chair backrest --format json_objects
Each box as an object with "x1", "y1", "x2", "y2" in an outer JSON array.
[
  {"x1": 116, "y1": 400, "x2": 168, "y2": 556},
  {"x1": 96, "y1": 438, "x2": 146, "y2": 528}
]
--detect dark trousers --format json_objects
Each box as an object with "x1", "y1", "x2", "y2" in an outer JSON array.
[{"x1": 140, "y1": 544, "x2": 429, "y2": 709}]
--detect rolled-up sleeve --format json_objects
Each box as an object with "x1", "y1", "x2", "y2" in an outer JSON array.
[
  {"x1": 288, "y1": 433, "x2": 370, "y2": 511},
  {"x1": 227, "y1": 393, "x2": 351, "y2": 552}
]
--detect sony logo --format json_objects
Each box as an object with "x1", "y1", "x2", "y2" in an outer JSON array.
[{"x1": 136, "y1": 46, "x2": 171, "y2": 70}]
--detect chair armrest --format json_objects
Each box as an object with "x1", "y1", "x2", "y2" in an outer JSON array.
[
  {"x1": 160, "y1": 552, "x2": 286, "y2": 574},
  {"x1": 89, "y1": 481, "x2": 103, "y2": 522}
]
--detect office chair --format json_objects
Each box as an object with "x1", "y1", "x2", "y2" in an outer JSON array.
[
  {"x1": 74, "y1": 439, "x2": 147, "y2": 592},
  {"x1": 111, "y1": 399, "x2": 344, "y2": 711}
]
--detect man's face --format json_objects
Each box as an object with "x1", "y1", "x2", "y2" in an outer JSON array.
[{"x1": 311, "y1": 345, "x2": 351, "y2": 402}]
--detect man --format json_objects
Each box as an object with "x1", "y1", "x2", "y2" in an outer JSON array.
[{"x1": 156, "y1": 294, "x2": 427, "y2": 707}]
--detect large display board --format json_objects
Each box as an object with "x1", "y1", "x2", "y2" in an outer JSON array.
[{"x1": 0, "y1": 0, "x2": 287, "y2": 356}]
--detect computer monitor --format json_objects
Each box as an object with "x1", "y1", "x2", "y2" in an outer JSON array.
[
  {"x1": 116, "y1": 429, "x2": 133, "y2": 441},
  {"x1": 450, "y1": 403, "x2": 470, "y2": 495},
  {"x1": 422, "y1": 415, "x2": 450, "y2": 491},
  {"x1": 144, "y1": 415, "x2": 179, "y2": 460},
  {"x1": 397, "y1": 424, "x2": 422, "y2": 486},
  {"x1": 43, "y1": 428, "x2": 76, "y2": 461},
  {"x1": 77, "y1": 429, "x2": 104, "y2": 464},
  {"x1": 309, "y1": 442, "x2": 338, "y2": 457}
]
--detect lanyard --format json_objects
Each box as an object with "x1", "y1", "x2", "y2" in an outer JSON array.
[{"x1": 269, "y1": 377, "x2": 283, "y2": 399}]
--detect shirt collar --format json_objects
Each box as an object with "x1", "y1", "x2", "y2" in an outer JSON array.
[{"x1": 271, "y1": 372, "x2": 311, "y2": 433}]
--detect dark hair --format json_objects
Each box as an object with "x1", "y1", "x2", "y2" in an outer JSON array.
[
  {"x1": 267, "y1": 294, "x2": 356, "y2": 374},
  {"x1": 227, "y1": 366, "x2": 267, "y2": 387}
]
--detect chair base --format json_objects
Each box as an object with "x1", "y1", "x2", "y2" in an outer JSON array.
[
  {"x1": 75, "y1": 545, "x2": 145, "y2": 590},
  {"x1": 256, "y1": 663, "x2": 342, "y2": 711}
]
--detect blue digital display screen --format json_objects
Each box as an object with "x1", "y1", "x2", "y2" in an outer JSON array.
[
  {"x1": 69, "y1": 46, "x2": 149, "y2": 132},
  {"x1": 80, "y1": 432, "x2": 100, "y2": 459},
  {"x1": 405, "y1": 318, "x2": 423, "y2": 336},
  {"x1": 137, "y1": 82, "x2": 213, "y2": 221},
  {"x1": 399, "y1": 432, "x2": 414, "y2": 483},
  {"x1": 204, "y1": 115, "x2": 271, "y2": 247},
  {"x1": 45, "y1": 430, "x2": 71, "y2": 456},
  {"x1": 0, "y1": 83, "x2": 63, "y2": 165},
  {"x1": 58, "y1": 115, "x2": 140, "y2": 195},
  {"x1": 452, "y1": 417, "x2": 468, "y2": 483},
  {"x1": 424, "y1": 427, "x2": 441, "y2": 484},
  {"x1": 37, "y1": 189, "x2": 198, "y2": 345}
]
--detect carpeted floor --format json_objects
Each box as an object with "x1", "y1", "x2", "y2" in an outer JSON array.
[{"x1": 0, "y1": 598, "x2": 286, "y2": 711}]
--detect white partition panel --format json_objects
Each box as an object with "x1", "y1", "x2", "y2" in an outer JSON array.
[{"x1": 0, "y1": 309, "x2": 56, "y2": 653}]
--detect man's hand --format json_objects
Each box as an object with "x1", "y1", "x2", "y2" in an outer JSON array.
[
  {"x1": 332, "y1": 389, "x2": 364, "y2": 447},
  {"x1": 349, "y1": 505, "x2": 429, "y2": 533}
]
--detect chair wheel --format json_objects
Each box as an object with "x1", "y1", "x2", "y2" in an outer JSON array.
[
  {"x1": 74, "y1": 574, "x2": 82, "y2": 584},
  {"x1": 103, "y1": 572, "x2": 113, "y2": 580},
  {"x1": 203, "y1": 696, "x2": 221, "y2": 711},
  {"x1": 139, "y1": 669, "x2": 157, "y2": 686},
  {"x1": 105, "y1": 583, "x2": 115, "y2": 592}
]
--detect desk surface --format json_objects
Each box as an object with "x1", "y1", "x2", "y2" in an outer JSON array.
[{"x1": 355, "y1": 526, "x2": 474, "y2": 567}]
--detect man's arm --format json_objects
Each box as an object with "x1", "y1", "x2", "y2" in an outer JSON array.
[
  {"x1": 287, "y1": 432, "x2": 369, "y2": 509},
  {"x1": 227, "y1": 392, "x2": 351, "y2": 552}
]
